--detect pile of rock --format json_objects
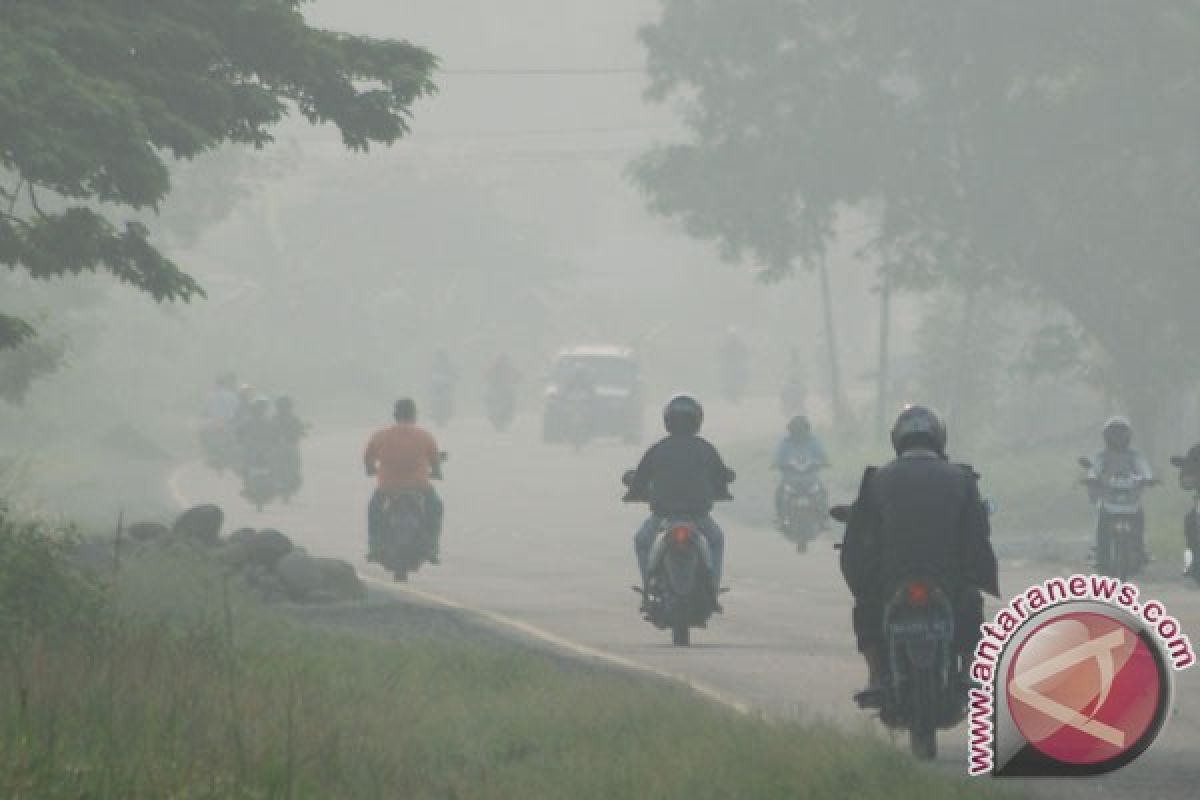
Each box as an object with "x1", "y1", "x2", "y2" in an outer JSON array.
[{"x1": 85, "y1": 504, "x2": 364, "y2": 605}]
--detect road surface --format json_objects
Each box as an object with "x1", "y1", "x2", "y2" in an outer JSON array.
[{"x1": 173, "y1": 404, "x2": 1200, "y2": 797}]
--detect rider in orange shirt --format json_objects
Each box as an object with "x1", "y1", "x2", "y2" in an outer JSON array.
[{"x1": 364, "y1": 398, "x2": 445, "y2": 563}]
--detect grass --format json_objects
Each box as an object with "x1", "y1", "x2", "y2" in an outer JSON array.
[{"x1": 0, "y1": 508, "x2": 1014, "y2": 800}]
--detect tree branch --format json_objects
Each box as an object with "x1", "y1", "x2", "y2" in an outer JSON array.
[{"x1": 26, "y1": 184, "x2": 48, "y2": 222}]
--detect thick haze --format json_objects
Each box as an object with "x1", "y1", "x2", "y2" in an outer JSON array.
[{"x1": 0, "y1": 1, "x2": 1164, "y2": 518}]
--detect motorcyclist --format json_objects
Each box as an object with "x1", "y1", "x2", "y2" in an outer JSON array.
[
  {"x1": 839, "y1": 406, "x2": 998, "y2": 694},
  {"x1": 270, "y1": 395, "x2": 308, "y2": 500},
  {"x1": 485, "y1": 354, "x2": 521, "y2": 425},
  {"x1": 364, "y1": 398, "x2": 444, "y2": 564},
  {"x1": 429, "y1": 349, "x2": 458, "y2": 423},
  {"x1": 236, "y1": 397, "x2": 275, "y2": 473},
  {"x1": 771, "y1": 415, "x2": 830, "y2": 528},
  {"x1": 486, "y1": 353, "x2": 521, "y2": 390},
  {"x1": 626, "y1": 395, "x2": 734, "y2": 608},
  {"x1": 1086, "y1": 416, "x2": 1154, "y2": 565},
  {"x1": 1171, "y1": 443, "x2": 1200, "y2": 580},
  {"x1": 204, "y1": 373, "x2": 239, "y2": 426},
  {"x1": 200, "y1": 373, "x2": 239, "y2": 470}
]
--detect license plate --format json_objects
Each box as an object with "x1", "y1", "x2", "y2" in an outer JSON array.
[{"x1": 888, "y1": 619, "x2": 951, "y2": 641}]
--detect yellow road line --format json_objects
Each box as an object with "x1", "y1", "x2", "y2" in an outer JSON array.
[{"x1": 169, "y1": 462, "x2": 752, "y2": 716}]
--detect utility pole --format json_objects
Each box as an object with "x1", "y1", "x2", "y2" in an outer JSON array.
[
  {"x1": 817, "y1": 252, "x2": 845, "y2": 430},
  {"x1": 874, "y1": 270, "x2": 892, "y2": 440}
]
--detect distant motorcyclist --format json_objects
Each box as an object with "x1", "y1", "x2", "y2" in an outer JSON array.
[
  {"x1": 626, "y1": 395, "x2": 735, "y2": 607},
  {"x1": 772, "y1": 415, "x2": 829, "y2": 528},
  {"x1": 236, "y1": 397, "x2": 275, "y2": 470},
  {"x1": 1086, "y1": 416, "x2": 1153, "y2": 564},
  {"x1": 839, "y1": 406, "x2": 999, "y2": 693},
  {"x1": 364, "y1": 398, "x2": 445, "y2": 564},
  {"x1": 204, "y1": 373, "x2": 239, "y2": 426},
  {"x1": 429, "y1": 350, "x2": 458, "y2": 426},
  {"x1": 486, "y1": 354, "x2": 520, "y2": 394},
  {"x1": 485, "y1": 354, "x2": 521, "y2": 429},
  {"x1": 270, "y1": 395, "x2": 308, "y2": 501},
  {"x1": 199, "y1": 373, "x2": 239, "y2": 471},
  {"x1": 1171, "y1": 443, "x2": 1200, "y2": 580}
]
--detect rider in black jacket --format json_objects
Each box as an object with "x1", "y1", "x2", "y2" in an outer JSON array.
[
  {"x1": 626, "y1": 395, "x2": 734, "y2": 596},
  {"x1": 839, "y1": 406, "x2": 999, "y2": 692}
]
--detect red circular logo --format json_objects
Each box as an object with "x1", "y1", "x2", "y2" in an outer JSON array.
[{"x1": 1006, "y1": 611, "x2": 1163, "y2": 766}]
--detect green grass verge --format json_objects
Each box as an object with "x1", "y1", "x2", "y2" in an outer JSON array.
[{"x1": 0, "y1": 512, "x2": 1013, "y2": 800}]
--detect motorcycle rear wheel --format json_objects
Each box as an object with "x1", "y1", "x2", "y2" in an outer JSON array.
[{"x1": 909, "y1": 671, "x2": 939, "y2": 760}]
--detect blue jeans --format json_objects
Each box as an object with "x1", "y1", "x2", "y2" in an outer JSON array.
[{"x1": 634, "y1": 514, "x2": 725, "y2": 587}]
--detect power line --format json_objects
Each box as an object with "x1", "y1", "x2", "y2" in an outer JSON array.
[{"x1": 441, "y1": 67, "x2": 644, "y2": 76}]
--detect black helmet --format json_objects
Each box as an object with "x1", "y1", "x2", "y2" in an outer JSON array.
[
  {"x1": 663, "y1": 394, "x2": 704, "y2": 435},
  {"x1": 787, "y1": 415, "x2": 811, "y2": 438},
  {"x1": 393, "y1": 397, "x2": 417, "y2": 422},
  {"x1": 891, "y1": 405, "x2": 946, "y2": 456},
  {"x1": 1102, "y1": 416, "x2": 1132, "y2": 450}
]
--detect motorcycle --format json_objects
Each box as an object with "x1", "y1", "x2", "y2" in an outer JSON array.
[
  {"x1": 373, "y1": 452, "x2": 447, "y2": 582},
  {"x1": 240, "y1": 457, "x2": 276, "y2": 512},
  {"x1": 1169, "y1": 454, "x2": 1200, "y2": 586},
  {"x1": 719, "y1": 358, "x2": 749, "y2": 405},
  {"x1": 270, "y1": 441, "x2": 303, "y2": 503},
  {"x1": 830, "y1": 505, "x2": 964, "y2": 760},
  {"x1": 623, "y1": 469, "x2": 733, "y2": 647},
  {"x1": 776, "y1": 457, "x2": 827, "y2": 552},
  {"x1": 485, "y1": 383, "x2": 517, "y2": 432},
  {"x1": 1079, "y1": 456, "x2": 1157, "y2": 581}
]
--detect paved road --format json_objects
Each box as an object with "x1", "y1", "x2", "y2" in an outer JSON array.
[{"x1": 175, "y1": 405, "x2": 1200, "y2": 797}]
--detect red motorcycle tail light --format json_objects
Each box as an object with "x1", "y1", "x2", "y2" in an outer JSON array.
[
  {"x1": 670, "y1": 526, "x2": 693, "y2": 545},
  {"x1": 905, "y1": 581, "x2": 930, "y2": 607}
]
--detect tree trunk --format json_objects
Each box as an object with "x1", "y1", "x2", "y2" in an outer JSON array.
[
  {"x1": 874, "y1": 273, "x2": 892, "y2": 440},
  {"x1": 818, "y1": 253, "x2": 846, "y2": 431}
]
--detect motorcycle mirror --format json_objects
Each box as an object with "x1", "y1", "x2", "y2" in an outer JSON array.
[
  {"x1": 621, "y1": 470, "x2": 636, "y2": 487},
  {"x1": 1077, "y1": 456, "x2": 1093, "y2": 470},
  {"x1": 829, "y1": 505, "x2": 852, "y2": 524}
]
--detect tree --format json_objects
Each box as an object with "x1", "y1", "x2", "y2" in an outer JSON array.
[
  {"x1": 636, "y1": 1, "x2": 1200, "y2": 453},
  {"x1": 0, "y1": 0, "x2": 436, "y2": 349}
]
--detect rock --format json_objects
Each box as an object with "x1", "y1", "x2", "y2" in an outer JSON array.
[
  {"x1": 227, "y1": 528, "x2": 256, "y2": 546},
  {"x1": 274, "y1": 551, "x2": 325, "y2": 602},
  {"x1": 245, "y1": 529, "x2": 293, "y2": 567},
  {"x1": 127, "y1": 522, "x2": 168, "y2": 543},
  {"x1": 171, "y1": 504, "x2": 224, "y2": 547},
  {"x1": 314, "y1": 558, "x2": 365, "y2": 602}
]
